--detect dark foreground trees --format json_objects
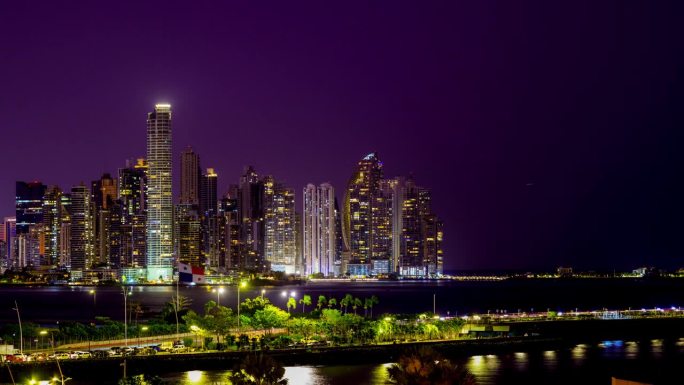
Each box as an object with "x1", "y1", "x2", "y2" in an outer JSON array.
[
  {"x1": 388, "y1": 347, "x2": 476, "y2": 385},
  {"x1": 228, "y1": 353, "x2": 289, "y2": 385}
]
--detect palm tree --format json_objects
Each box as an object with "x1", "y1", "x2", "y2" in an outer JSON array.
[
  {"x1": 286, "y1": 297, "x2": 297, "y2": 314},
  {"x1": 328, "y1": 298, "x2": 337, "y2": 309},
  {"x1": 368, "y1": 295, "x2": 379, "y2": 318},
  {"x1": 341, "y1": 294, "x2": 353, "y2": 314},
  {"x1": 352, "y1": 298, "x2": 362, "y2": 315},
  {"x1": 167, "y1": 295, "x2": 192, "y2": 313},
  {"x1": 316, "y1": 295, "x2": 327, "y2": 310},
  {"x1": 229, "y1": 354, "x2": 288, "y2": 385},
  {"x1": 300, "y1": 295, "x2": 312, "y2": 313},
  {"x1": 388, "y1": 347, "x2": 476, "y2": 385},
  {"x1": 130, "y1": 302, "x2": 144, "y2": 327}
]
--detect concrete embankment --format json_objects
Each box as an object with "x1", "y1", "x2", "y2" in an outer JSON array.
[{"x1": 4, "y1": 317, "x2": 684, "y2": 384}]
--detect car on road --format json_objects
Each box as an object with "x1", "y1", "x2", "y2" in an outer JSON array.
[
  {"x1": 133, "y1": 347, "x2": 157, "y2": 356},
  {"x1": 91, "y1": 350, "x2": 109, "y2": 359},
  {"x1": 48, "y1": 352, "x2": 71, "y2": 360},
  {"x1": 30, "y1": 353, "x2": 47, "y2": 361},
  {"x1": 75, "y1": 351, "x2": 92, "y2": 359}
]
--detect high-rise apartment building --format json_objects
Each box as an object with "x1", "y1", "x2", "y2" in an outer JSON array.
[
  {"x1": 200, "y1": 168, "x2": 218, "y2": 219},
  {"x1": 222, "y1": 191, "x2": 241, "y2": 270},
  {"x1": 146, "y1": 104, "x2": 173, "y2": 281},
  {"x1": 59, "y1": 194, "x2": 72, "y2": 267},
  {"x1": 180, "y1": 147, "x2": 200, "y2": 205},
  {"x1": 238, "y1": 166, "x2": 265, "y2": 271},
  {"x1": 118, "y1": 158, "x2": 147, "y2": 219},
  {"x1": 70, "y1": 184, "x2": 93, "y2": 271},
  {"x1": 342, "y1": 154, "x2": 445, "y2": 277},
  {"x1": 42, "y1": 186, "x2": 62, "y2": 265},
  {"x1": 303, "y1": 183, "x2": 336, "y2": 276},
  {"x1": 263, "y1": 176, "x2": 296, "y2": 273},
  {"x1": 343, "y1": 153, "x2": 385, "y2": 275},
  {"x1": 392, "y1": 177, "x2": 444, "y2": 277},
  {"x1": 3, "y1": 217, "x2": 16, "y2": 269},
  {"x1": 200, "y1": 168, "x2": 219, "y2": 268},
  {"x1": 16, "y1": 181, "x2": 47, "y2": 234},
  {"x1": 92, "y1": 173, "x2": 117, "y2": 265},
  {"x1": 175, "y1": 204, "x2": 202, "y2": 267}
]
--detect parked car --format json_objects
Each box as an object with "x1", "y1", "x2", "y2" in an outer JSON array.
[
  {"x1": 30, "y1": 353, "x2": 47, "y2": 361},
  {"x1": 171, "y1": 344, "x2": 189, "y2": 353},
  {"x1": 75, "y1": 351, "x2": 92, "y2": 359},
  {"x1": 48, "y1": 352, "x2": 71, "y2": 360},
  {"x1": 91, "y1": 350, "x2": 109, "y2": 359},
  {"x1": 133, "y1": 347, "x2": 156, "y2": 356}
]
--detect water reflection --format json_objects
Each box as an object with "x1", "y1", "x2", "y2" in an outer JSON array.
[
  {"x1": 186, "y1": 370, "x2": 204, "y2": 383},
  {"x1": 285, "y1": 366, "x2": 324, "y2": 385},
  {"x1": 161, "y1": 339, "x2": 684, "y2": 385},
  {"x1": 513, "y1": 352, "x2": 528, "y2": 371}
]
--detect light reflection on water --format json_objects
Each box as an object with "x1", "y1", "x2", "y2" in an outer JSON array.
[{"x1": 158, "y1": 339, "x2": 684, "y2": 385}]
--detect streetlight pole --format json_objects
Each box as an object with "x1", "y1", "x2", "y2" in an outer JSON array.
[
  {"x1": 433, "y1": 293, "x2": 436, "y2": 315},
  {"x1": 12, "y1": 301, "x2": 22, "y2": 354},
  {"x1": 122, "y1": 288, "x2": 129, "y2": 347},
  {"x1": 237, "y1": 281, "x2": 246, "y2": 331}
]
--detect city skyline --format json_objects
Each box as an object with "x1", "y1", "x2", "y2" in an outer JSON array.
[
  {"x1": 1, "y1": 109, "x2": 444, "y2": 279},
  {"x1": 2, "y1": 2, "x2": 684, "y2": 271}
]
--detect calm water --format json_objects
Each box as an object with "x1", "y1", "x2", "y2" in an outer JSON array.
[
  {"x1": 153, "y1": 338, "x2": 683, "y2": 385},
  {"x1": 2, "y1": 279, "x2": 684, "y2": 322}
]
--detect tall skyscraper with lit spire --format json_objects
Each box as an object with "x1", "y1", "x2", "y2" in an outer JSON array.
[{"x1": 146, "y1": 104, "x2": 173, "y2": 281}]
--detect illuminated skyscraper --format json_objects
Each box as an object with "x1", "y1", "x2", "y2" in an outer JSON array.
[
  {"x1": 59, "y1": 194, "x2": 71, "y2": 268},
  {"x1": 180, "y1": 147, "x2": 200, "y2": 205},
  {"x1": 146, "y1": 103, "x2": 173, "y2": 281},
  {"x1": 115, "y1": 159, "x2": 147, "y2": 268},
  {"x1": 175, "y1": 204, "x2": 202, "y2": 267},
  {"x1": 263, "y1": 176, "x2": 296, "y2": 273},
  {"x1": 3, "y1": 217, "x2": 16, "y2": 269},
  {"x1": 200, "y1": 168, "x2": 218, "y2": 218},
  {"x1": 16, "y1": 181, "x2": 47, "y2": 234},
  {"x1": 42, "y1": 186, "x2": 62, "y2": 266},
  {"x1": 238, "y1": 166, "x2": 265, "y2": 271},
  {"x1": 342, "y1": 153, "x2": 387, "y2": 275},
  {"x1": 221, "y1": 192, "x2": 241, "y2": 270},
  {"x1": 393, "y1": 177, "x2": 444, "y2": 277},
  {"x1": 200, "y1": 168, "x2": 218, "y2": 268},
  {"x1": 118, "y1": 158, "x2": 147, "y2": 219},
  {"x1": 70, "y1": 184, "x2": 93, "y2": 271},
  {"x1": 92, "y1": 173, "x2": 117, "y2": 265},
  {"x1": 303, "y1": 183, "x2": 335, "y2": 276}
]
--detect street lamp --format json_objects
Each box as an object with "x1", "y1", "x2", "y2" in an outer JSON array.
[
  {"x1": 12, "y1": 300, "x2": 22, "y2": 354},
  {"x1": 261, "y1": 289, "x2": 266, "y2": 299},
  {"x1": 89, "y1": 289, "x2": 97, "y2": 319},
  {"x1": 122, "y1": 288, "x2": 132, "y2": 347},
  {"x1": 39, "y1": 330, "x2": 47, "y2": 350},
  {"x1": 237, "y1": 281, "x2": 247, "y2": 330},
  {"x1": 139, "y1": 326, "x2": 148, "y2": 346}
]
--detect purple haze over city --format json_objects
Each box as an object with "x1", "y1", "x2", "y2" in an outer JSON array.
[{"x1": 2, "y1": 1, "x2": 684, "y2": 271}]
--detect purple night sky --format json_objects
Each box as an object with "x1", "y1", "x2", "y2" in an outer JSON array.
[{"x1": 2, "y1": 1, "x2": 684, "y2": 271}]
